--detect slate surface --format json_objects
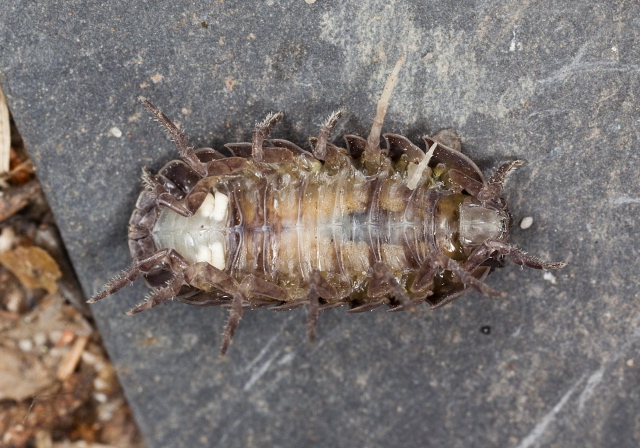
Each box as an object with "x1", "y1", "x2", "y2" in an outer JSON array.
[{"x1": 1, "y1": 1, "x2": 639, "y2": 447}]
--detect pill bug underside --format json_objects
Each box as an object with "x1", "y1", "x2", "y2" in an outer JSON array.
[{"x1": 89, "y1": 56, "x2": 565, "y2": 355}]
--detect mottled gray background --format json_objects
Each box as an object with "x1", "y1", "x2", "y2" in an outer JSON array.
[{"x1": 1, "y1": 1, "x2": 639, "y2": 447}]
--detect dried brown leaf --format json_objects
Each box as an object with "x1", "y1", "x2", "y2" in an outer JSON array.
[
  {"x1": 0, "y1": 245, "x2": 61, "y2": 293},
  {"x1": 0, "y1": 347, "x2": 53, "y2": 401}
]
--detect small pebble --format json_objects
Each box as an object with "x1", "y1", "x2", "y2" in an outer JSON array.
[
  {"x1": 19, "y1": 339, "x2": 33, "y2": 352},
  {"x1": 50, "y1": 330, "x2": 62, "y2": 344},
  {"x1": 520, "y1": 216, "x2": 533, "y2": 229},
  {"x1": 110, "y1": 126, "x2": 122, "y2": 138},
  {"x1": 54, "y1": 329, "x2": 76, "y2": 347},
  {"x1": 33, "y1": 332, "x2": 47, "y2": 347},
  {"x1": 6, "y1": 290, "x2": 23, "y2": 313},
  {"x1": 82, "y1": 350, "x2": 106, "y2": 371},
  {"x1": 0, "y1": 227, "x2": 16, "y2": 252},
  {"x1": 93, "y1": 392, "x2": 108, "y2": 403},
  {"x1": 81, "y1": 350, "x2": 98, "y2": 365},
  {"x1": 94, "y1": 377, "x2": 108, "y2": 390}
]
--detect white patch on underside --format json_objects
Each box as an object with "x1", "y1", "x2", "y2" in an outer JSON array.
[
  {"x1": 198, "y1": 192, "x2": 217, "y2": 217},
  {"x1": 152, "y1": 190, "x2": 229, "y2": 269},
  {"x1": 211, "y1": 241, "x2": 226, "y2": 270},
  {"x1": 212, "y1": 191, "x2": 229, "y2": 222}
]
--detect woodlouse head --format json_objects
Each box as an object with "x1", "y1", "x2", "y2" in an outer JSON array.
[{"x1": 459, "y1": 197, "x2": 510, "y2": 248}]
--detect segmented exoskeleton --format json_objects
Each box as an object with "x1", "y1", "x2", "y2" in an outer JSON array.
[{"x1": 89, "y1": 56, "x2": 565, "y2": 355}]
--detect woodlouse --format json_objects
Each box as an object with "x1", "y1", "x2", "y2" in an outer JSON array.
[{"x1": 89, "y1": 56, "x2": 566, "y2": 355}]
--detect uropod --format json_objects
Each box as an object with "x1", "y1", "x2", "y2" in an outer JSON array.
[{"x1": 89, "y1": 56, "x2": 566, "y2": 355}]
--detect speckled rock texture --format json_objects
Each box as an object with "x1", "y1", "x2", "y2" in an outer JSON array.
[{"x1": 1, "y1": 1, "x2": 639, "y2": 447}]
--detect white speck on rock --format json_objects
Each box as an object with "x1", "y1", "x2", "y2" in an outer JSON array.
[
  {"x1": 520, "y1": 216, "x2": 533, "y2": 229},
  {"x1": 543, "y1": 272, "x2": 557, "y2": 285},
  {"x1": 509, "y1": 27, "x2": 523, "y2": 52},
  {"x1": 110, "y1": 127, "x2": 122, "y2": 138}
]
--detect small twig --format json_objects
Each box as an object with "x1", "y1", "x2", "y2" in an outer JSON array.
[
  {"x1": 0, "y1": 85, "x2": 10, "y2": 174},
  {"x1": 22, "y1": 397, "x2": 37, "y2": 425},
  {"x1": 56, "y1": 334, "x2": 90, "y2": 381},
  {"x1": 0, "y1": 159, "x2": 35, "y2": 183},
  {"x1": 0, "y1": 308, "x2": 20, "y2": 320}
]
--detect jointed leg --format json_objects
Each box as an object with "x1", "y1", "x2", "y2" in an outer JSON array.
[
  {"x1": 252, "y1": 112, "x2": 284, "y2": 162},
  {"x1": 220, "y1": 274, "x2": 288, "y2": 354},
  {"x1": 141, "y1": 167, "x2": 194, "y2": 217},
  {"x1": 435, "y1": 254, "x2": 507, "y2": 298},
  {"x1": 448, "y1": 161, "x2": 525, "y2": 202},
  {"x1": 127, "y1": 271, "x2": 185, "y2": 315},
  {"x1": 463, "y1": 239, "x2": 567, "y2": 272},
  {"x1": 410, "y1": 258, "x2": 439, "y2": 294},
  {"x1": 410, "y1": 254, "x2": 506, "y2": 309},
  {"x1": 142, "y1": 159, "x2": 245, "y2": 221},
  {"x1": 477, "y1": 160, "x2": 525, "y2": 201},
  {"x1": 307, "y1": 282, "x2": 320, "y2": 345},
  {"x1": 347, "y1": 297, "x2": 389, "y2": 313},
  {"x1": 306, "y1": 270, "x2": 338, "y2": 344},
  {"x1": 88, "y1": 249, "x2": 189, "y2": 303},
  {"x1": 184, "y1": 263, "x2": 287, "y2": 355},
  {"x1": 313, "y1": 110, "x2": 343, "y2": 162},
  {"x1": 413, "y1": 242, "x2": 565, "y2": 308},
  {"x1": 139, "y1": 97, "x2": 208, "y2": 177},
  {"x1": 220, "y1": 292, "x2": 244, "y2": 356},
  {"x1": 141, "y1": 97, "x2": 247, "y2": 179},
  {"x1": 368, "y1": 262, "x2": 417, "y2": 313}
]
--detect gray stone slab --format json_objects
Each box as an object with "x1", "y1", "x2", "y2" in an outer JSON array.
[{"x1": 2, "y1": 1, "x2": 639, "y2": 447}]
